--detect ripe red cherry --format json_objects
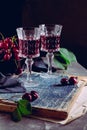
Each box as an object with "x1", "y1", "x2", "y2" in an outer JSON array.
[
  {"x1": 61, "y1": 78, "x2": 68, "y2": 85},
  {"x1": 3, "y1": 53, "x2": 11, "y2": 60},
  {"x1": 30, "y1": 91, "x2": 39, "y2": 101},
  {"x1": 22, "y1": 93, "x2": 32, "y2": 102},
  {"x1": 69, "y1": 76, "x2": 78, "y2": 85},
  {"x1": 4, "y1": 37, "x2": 12, "y2": 43},
  {"x1": 12, "y1": 47, "x2": 19, "y2": 53},
  {"x1": 3, "y1": 42, "x2": 9, "y2": 49}
]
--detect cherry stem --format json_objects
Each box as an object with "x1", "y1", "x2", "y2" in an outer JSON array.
[{"x1": 0, "y1": 32, "x2": 4, "y2": 40}]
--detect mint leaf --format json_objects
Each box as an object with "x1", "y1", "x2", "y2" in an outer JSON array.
[{"x1": 18, "y1": 99, "x2": 32, "y2": 116}]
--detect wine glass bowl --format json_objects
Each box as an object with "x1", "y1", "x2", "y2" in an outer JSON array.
[
  {"x1": 16, "y1": 27, "x2": 26, "y2": 58},
  {"x1": 39, "y1": 24, "x2": 63, "y2": 78},
  {"x1": 16, "y1": 27, "x2": 40, "y2": 87},
  {"x1": 22, "y1": 27, "x2": 40, "y2": 59}
]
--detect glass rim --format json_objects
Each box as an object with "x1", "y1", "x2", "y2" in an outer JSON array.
[
  {"x1": 16, "y1": 26, "x2": 39, "y2": 31},
  {"x1": 39, "y1": 24, "x2": 63, "y2": 27}
]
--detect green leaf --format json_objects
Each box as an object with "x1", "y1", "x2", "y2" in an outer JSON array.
[
  {"x1": 54, "y1": 48, "x2": 77, "y2": 70},
  {"x1": 53, "y1": 58, "x2": 67, "y2": 70},
  {"x1": 18, "y1": 99, "x2": 32, "y2": 116},
  {"x1": 11, "y1": 107, "x2": 22, "y2": 122},
  {"x1": 59, "y1": 48, "x2": 77, "y2": 63}
]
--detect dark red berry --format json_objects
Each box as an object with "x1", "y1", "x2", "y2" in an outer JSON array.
[
  {"x1": 30, "y1": 91, "x2": 39, "y2": 101},
  {"x1": 3, "y1": 42, "x2": 9, "y2": 49},
  {"x1": 61, "y1": 78, "x2": 68, "y2": 85},
  {"x1": 3, "y1": 53, "x2": 11, "y2": 60},
  {"x1": 69, "y1": 76, "x2": 78, "y2": 85},
  {"x1": 22, "y1": 93, "x2": 32, "y2": 102}
]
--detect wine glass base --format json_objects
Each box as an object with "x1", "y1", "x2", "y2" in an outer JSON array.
[
  {"x1": 23, "y1": 80, "x2": 39, "y2": 88},
  {"x1": 18, "y1": 72, "x2": 40, "y2": 88}
]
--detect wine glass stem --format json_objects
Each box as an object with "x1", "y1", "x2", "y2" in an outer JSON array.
[
  {"x1": 47, "y1": 52, "x2": 54, "y2": 75},
  {"x1": 25, "y1": 58, "x2": 33, "y2": 82}
]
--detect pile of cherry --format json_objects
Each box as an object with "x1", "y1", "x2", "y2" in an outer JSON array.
[
  {"x1": 22, "y1": 91, "x2": 39, "y2": 102},
  {"x1": 0, "y1": 37, "x2": 22, "y2": 74},
  {"x1": 0, "y1": 37, "x2": 19, "y2": 61},
  {"x1": 60, "y1": 76, "x2": 78, "y2": 86}
]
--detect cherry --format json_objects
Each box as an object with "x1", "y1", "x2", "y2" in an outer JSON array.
[
  {"x1": 22, "y1": 93, "x2": 32, "y2": 102},
  {"x1": 69, "y1": 76, "x2": 78, "y2": 85},
  {"x1": 0, "y1": 35, "x2": 22, "y2": 74},
  {"x1": 4, "y1": 37, "x2": 12, "y2": 43},
  {"x1": 3, "y1": 42, "x2": 9, "y2": 49},
  {"x1": 12, "y1": 47, "x2": 19, "y2": 53},
  {"x1": 30, "y1": 91, "x2": 39, "y2": 101},
  {"x1": 22, "y1": 91, "x2": 39, "y2": 102},
  {"x1": 11, "y1": 43, "x2": 15, "y2": 48},
  {"x1": 61, "y1": 77, "x2": 68, "y2": 85},
  {"x1": 3, "y1": 53, "x2": 11, "y2": 61}
]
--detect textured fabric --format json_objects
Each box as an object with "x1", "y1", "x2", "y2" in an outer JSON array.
[{"x1": 0, "y1": 72, "x2": 26, "y2": 93}]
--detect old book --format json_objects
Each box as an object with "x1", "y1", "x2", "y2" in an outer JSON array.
[
  {"x1": 0, "y1": 99, "x2": 17, "y2": 112},
  {"x1": 29, "y1": 76, "x2": 87, "y2": 123}
]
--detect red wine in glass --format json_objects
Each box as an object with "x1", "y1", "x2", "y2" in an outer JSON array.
[
  {"x1": 24, "y1": 39, "x2": 40, "y2": 58},
  {"x1": 18, "y1": 39, "x2": 27, "y2": 58},
  {"x1": 16, "y1": 27, "x2": 40, "y2": 87},
  {"x1": 41, "y1": 35, "x2": 60, "y2": 53},
  {"x1": 39, "y1": 24, "x2": 63, "y2": 78},
  {"x1": 18, "y1": 39, "x2": 40, "y2": 58}
]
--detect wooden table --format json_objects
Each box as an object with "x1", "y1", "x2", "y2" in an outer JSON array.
[{"x1": 0, "y1": 62, "x2": 87, "y2": 130}]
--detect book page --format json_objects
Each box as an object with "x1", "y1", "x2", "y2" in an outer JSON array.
[{"x1": 59, "y1": 85, "x2": 87, "y2": 124}]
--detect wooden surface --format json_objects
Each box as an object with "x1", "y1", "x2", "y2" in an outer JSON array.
[{"x1": 0, "y1": 62, "x2": 87, "y2": 130}]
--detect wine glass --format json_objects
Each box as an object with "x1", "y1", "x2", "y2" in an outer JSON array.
[
  {"x1": 39, "y1": 24, "x2": 63, "y2": 78},
  {"x1": 16, "y1": 27, "x2": 40, "y2": 87}
]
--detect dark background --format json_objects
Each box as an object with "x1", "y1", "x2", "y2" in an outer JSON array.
[
  {"x1": 0, "y1": 0, "x2": 87, "y2": 69},
  {"x1": 0, "y1": 0, "x2": 24, "y2": 37}
]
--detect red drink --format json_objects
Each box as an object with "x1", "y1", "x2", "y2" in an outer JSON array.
[
  {"x1": 18, "y1": 39, "x2": 27, "y2": 58},
  {"x1": 41, "y1": 35, "x2": 60, "y2": 53},
  {"x1": 26, "y1": 39, "x2": 40, "y2": 58},
  {"x1": 18, "y1": 39, "x2": 40, "y2": 58}
]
